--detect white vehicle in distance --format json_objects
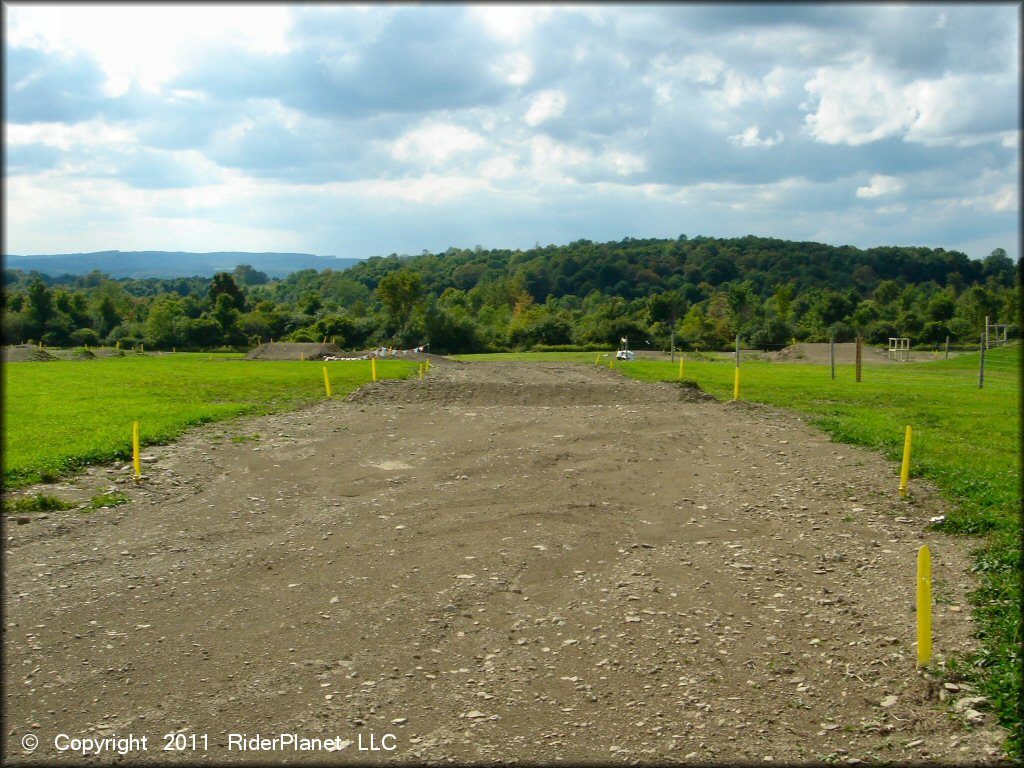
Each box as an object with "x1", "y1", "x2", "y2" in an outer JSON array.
[{"x1": 616, "y1": 336, "x2": 635, "y2": 361}]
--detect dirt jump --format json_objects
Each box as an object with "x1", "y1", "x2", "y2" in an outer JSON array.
[{"x1": 2, "y1": 361, "x2": 1007, "y2": 764}]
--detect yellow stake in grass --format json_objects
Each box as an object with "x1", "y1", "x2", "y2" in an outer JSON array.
[
  {"x1": 595, "y1": 353, "x2": 601, "y2": 366},
  {"x1": 371, "y1": 357, "x2": 378, "y2": 382},
  {"x1": 323, "y1": 366, "x2": 332, "y2": 399},
  {"x1": 733, "y1": 367, "x2": 740, "y2": 400},
  {"x1": 899, "y1": 425, "x2": 913, "y2": 498},
  {"x1": 132, "y1": 420, "x2": 141, "y2": 481},
  {"x1": 609, "y1": 359, "x2": 615, "y2": 370},
  {"x1": 917, "y1": 544, "x2": 932, "y2": 667},
  {"x1": 678, "y1": 357, "x2": 684, "y2": 380}
]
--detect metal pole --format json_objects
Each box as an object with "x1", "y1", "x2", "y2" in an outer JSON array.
[
  {"x1": 944, "y1": 335, "x2": 950, "y2": 360},
  {"x1": 984, "y1": 316, "x2": 989, "y2": 350},
  {"x1": 979, "y1": 335, "x2": 985, "y2": 389},
  {"x1": 855, "y1": 337, "x2": 862, "y2": 382},
  {"x1": 670, "y1": 319, "x2": 676, "y2": 364},
  {"x1": 830, "y1": 336, "x2": 835, "y2": 380}
]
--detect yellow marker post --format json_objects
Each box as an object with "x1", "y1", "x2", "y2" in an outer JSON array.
[
  {"x1": 323, "y1": 366, "x2": 332, "y2": 399},
  {"x1": 609, "y1": 359, "x2": 615, "y2": 370},
  {"x1": 595, "y1": 353, "x2": 601, "y2": 366},
  {"x1": 917, "y1": 544, "x2": 932, "y2": 667},
  {"x1": 899, "y1": 425, "x2": 912, "y2": 498},
  {"x1": 733, "y1": 367, "x2": 740, "y2": 400},
  {"x1": 678, "y1": 357, "x2": 684, "y2": 380},
  {"x1": 116, "y1": 340, "x2": 121, "y2": 350},
  {"x1": 371, "y1": 357, "x2": 378, "y2": 382},
  {"x1": 132, "y1": 421, "x2": 141, "y2": 481},
  {"x1": 140, "y1": 343, "x2": 144, "y2": 354},
  {"x1": 300, "y1": 351, "x2": 304, "y2": 361}
]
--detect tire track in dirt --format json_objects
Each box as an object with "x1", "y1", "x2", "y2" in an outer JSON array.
[{"x1": 2, "y1": 361, "x2": 1007, "y2": 764}]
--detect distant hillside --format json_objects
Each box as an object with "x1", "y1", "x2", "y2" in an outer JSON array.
[{"x1": 3, "y1": 250, "x2": 361, "y2": 279}]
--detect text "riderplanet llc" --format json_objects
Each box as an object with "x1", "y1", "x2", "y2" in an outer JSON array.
[{"x1": 227, "y1": 732, "x2": 397, "y2": 752}]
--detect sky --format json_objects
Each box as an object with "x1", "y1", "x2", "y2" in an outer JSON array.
[{"x1": 3, "y1": 3, "x2": 1020, "y2": 263}]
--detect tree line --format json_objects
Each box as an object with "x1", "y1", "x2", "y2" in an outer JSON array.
[{"x1": 2, "y1": 235, "x2": 1019, "y2": 354}]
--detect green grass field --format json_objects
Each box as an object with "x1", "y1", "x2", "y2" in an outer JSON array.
[
  {"x1": 2, "y1": 352, "x2": 417, "y2": 488},
  {"x1": 457, "y1": 345, "x2": 1022, "y2": 755}
]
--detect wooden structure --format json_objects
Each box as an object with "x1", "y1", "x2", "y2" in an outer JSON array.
[{"x1": 888, "y1": 337, "x2": 910, "y2": 361}]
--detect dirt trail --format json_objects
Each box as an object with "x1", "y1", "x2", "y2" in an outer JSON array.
[{"x1": 2, "y1": 361, "x2": 1007, "y2": 764}]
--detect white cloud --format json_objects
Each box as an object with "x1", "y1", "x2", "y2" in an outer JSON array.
[
  {"x1": 965, "y1": 184, "x2": 1018, "y2": 214},
  {"x1": 527, "y1": 136, "x2": 645, "y2": 182},
  {"x1": 469, "y1": 5, "x2": 552, "y2": 43},
  {"x1": 347, "y1": 174, "x2": 491, "y2": 205},
  {"x1": 389, "y1": 122, "x2": 486, "y2": 167},
  {"x1": 805, "y1": 59, "x2": 1017, "y2": 148},
  {"x1": 524, "y1": 90, "x2": 567, "y2": 127},
  {"x1": 6, "y1": 120, "x2": 138, "y2": 151},
  {"x1": 728, "y1": 126, "x2": 783, "y2": 148},
  {"x1": 494, "y1": 52, "x2": 534, "y2": 86},
  {"x1": 676, "y1": 53, "x2": 726, "y2": 86},
  {"x1": 7, "y1": 4, "x2": 292, "y2": 94},
  {"x1": 804, "y1": 60, "x2": 916, "y2": 145},
  {"x1": 856, "y1": 175, "x2": 905, "y2": 198}
]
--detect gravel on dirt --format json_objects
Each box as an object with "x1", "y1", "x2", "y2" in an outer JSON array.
[{"x1": 2, "y1": 361, "x2": 1008, "y2": 764}]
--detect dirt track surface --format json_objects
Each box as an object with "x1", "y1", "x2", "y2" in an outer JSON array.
[{"x1": 3, "y1": 361, "x2": 1008, "y2": 764}]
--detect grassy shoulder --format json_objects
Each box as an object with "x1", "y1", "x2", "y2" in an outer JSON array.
[{"x1": 2, "y1": 353, "x2": 417, "y2": 488}]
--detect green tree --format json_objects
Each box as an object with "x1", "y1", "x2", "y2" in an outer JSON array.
[
  {"x1": 648, "y1": 290, "x2": 687, "y2": 358},
  {"x1": 231, "y1": 264, "x2": 269, "y2": 286},
  {"x1": 211, "y1": 293, "x2": 242, "y2": 343},
  {"x1": 25, "y1": 278, "x2": 53, "y2": 335},
  {"x1": 209, "y1": 272, "x2": 246, "y2": 311},
  {"x1": 772, "y1": 282, "x2": 795, "y2": 323},
  {"x1": 376, "y1": 271, "x2": 423, "y2": 337},
  {"x1": 145, "y1": 297, "x2": 185, "y2": 349}
]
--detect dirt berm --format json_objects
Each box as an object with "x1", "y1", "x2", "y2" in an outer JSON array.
[{"x1": 2, "y1": 361, "x2": 1008, "y2": 764}]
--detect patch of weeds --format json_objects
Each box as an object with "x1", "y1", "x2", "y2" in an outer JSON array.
[
  {"x1": 230, "y1": 433, "x2": 261, "y2": 444},
  {"x1": 842, "y1": 515, "x2": 855, "y2": 522},
  {"x1": 3, "y1": 494, "x2": 76, "y2": 514},
  {"x1": 86, "y1": 491, "x2": 130, "y2": 510},
  {"x1": 932, "y1": 578, "x2": 955, "y2": 605}
]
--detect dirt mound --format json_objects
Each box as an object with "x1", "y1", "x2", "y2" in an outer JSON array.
[
  {"x1": 245, "y1": 341, "x2": 347, "y2": 360},
  {"x1": 772, "y1": 342, "x2": 882, "y2": 365},
  {"x1": 66, "y1": 347, "x2": 96, "y2": 360},
  {"x1": 348, "y1": 360, "x2": 680, "y2": 407},
  {"x1": 1, "y1": 344, "x2": 57, "y2": 362}
]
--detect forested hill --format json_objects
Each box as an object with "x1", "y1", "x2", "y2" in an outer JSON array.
[
  {"x1": 3, "y1": 250, "x2": 360, "y2": 279},
  {"x1": 345, "y1": 235, "x2": 1009, "y2": 301},
  {"x1": 1, "y1": 235, "x2": 1018, "y2": 354}
]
